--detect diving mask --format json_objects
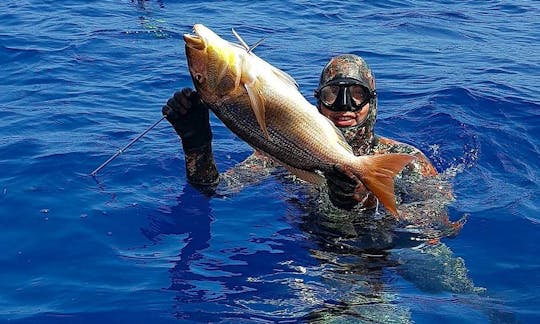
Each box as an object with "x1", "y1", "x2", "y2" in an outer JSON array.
[{"x1": 315, "y1": 78, "x2": 376, "y2": 112}]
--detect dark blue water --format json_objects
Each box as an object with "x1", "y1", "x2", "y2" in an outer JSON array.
[{"x1": 1, "y1": 1, "x2": 539, "y2": 323}]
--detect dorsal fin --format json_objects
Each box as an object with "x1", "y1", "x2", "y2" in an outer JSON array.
[
  {"x1": 232, "y1": 28, "x2": 250, "y2": 51},
  {"x1": 270, "y1": 66, "x2": 299, "y2": 89},
  {"x1": 231, "y1": 28, "x2": 265, "y2": 53},
  {"x1": 231, "y1": 28, "x2": 297, "y2": 89},
  {"x1": 248, "y1": 37, "x2": 265, "y2": 52}
]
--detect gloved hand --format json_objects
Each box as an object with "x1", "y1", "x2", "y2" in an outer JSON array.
[
  {"x1": 162, "y1": 88, "x2": 212, "y2": 153},
  {"x1": 325, "y1": 165, "x2": 364, "y2": 210}
]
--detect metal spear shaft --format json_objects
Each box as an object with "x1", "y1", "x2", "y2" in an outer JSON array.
[{"x1": 90, "y1": 115, "x2": 166, "y2": 177}]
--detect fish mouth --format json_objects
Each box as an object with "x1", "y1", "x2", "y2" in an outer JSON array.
[{"x1": 183, "y1": 26, "x2": 205, "y2": 50}]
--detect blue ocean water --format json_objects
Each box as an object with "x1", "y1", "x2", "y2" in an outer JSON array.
[{"x1": 1, "y1": 0, "x2": 539, "y2": 323}]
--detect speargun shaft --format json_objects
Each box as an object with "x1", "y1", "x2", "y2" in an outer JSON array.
[{"x1": 90, "y1": 116, "x2": 166, "y2": 177}]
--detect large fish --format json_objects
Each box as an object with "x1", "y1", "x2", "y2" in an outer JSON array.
[{"x1": 183, "y1": 24, "x2": 415, "y2": 217}]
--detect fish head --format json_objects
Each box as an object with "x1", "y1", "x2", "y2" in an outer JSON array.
[{"x1": 183, "y1": 24, "x2": 245, "y2": 104}]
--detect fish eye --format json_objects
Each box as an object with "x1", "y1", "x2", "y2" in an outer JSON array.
[{"x1": 194, "y1": 73, "x2": 204, "y2": 83}]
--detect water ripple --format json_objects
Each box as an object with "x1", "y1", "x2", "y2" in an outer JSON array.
[{"x1": 1, "y1": 0, "x2": 539, "y2": 322}]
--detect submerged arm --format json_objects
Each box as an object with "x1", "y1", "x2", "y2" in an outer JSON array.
[
  {"x1": 216, "y1": 151, "x2": 279, "y2": 195},
  {"x1": 385, "y1": 141, "x2": 464, "y2": 237}
]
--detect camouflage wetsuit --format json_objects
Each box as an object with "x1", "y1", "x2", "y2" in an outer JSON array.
[{"x1": 162, "y1": 55, "x2": 482, "y2": 322}]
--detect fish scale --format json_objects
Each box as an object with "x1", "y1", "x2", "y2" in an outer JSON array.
[{"x1": 211, "y1": 100, "x2": 329, "y2": 172}]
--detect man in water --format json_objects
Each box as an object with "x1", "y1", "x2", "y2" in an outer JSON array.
[
  {"x1": 161, "y1": 54, "x2": 481, "y2": 306},
  {"x1": 162, "y1": 54, "x2": 441, "y2": 214}
]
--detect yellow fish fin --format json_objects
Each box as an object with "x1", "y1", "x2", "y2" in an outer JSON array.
[
  {"x1": 244, "y1": 80, "x2": 270, "y2": 139},
  {"x1": 353, "y1": 153, "x2": 416, "y2": 219}
]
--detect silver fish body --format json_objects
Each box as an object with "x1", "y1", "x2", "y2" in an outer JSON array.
[{"x1": 183, "y1": 24, "x2": 415, "y2": 217}]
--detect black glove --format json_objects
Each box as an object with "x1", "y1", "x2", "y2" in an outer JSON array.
[
  {"x1": 325, "y1": 165, "x2": 361, "y2": 210},
  {"x1": 162, "y1": 88, "x2": 212, "y2": 153}
]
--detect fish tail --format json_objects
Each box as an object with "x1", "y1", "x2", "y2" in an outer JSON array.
[{"x1": 352, "y1": 153, "x2": 416, "y2": 218}]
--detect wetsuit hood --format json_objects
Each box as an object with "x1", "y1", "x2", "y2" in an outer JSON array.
[{"x1": 318, "y1": 54, "x2": 378, "y2": 153}]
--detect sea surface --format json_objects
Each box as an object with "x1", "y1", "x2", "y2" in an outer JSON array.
[{"x1": 1, "y1": 1, "x2": 539, "y2": 323}]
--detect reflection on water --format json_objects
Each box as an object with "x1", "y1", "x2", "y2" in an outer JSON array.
[
  {"x1": 136, "y1": 163, "x2": 500, "y2": 322},
  {"x1": 134, "y1": 99, "x2": 505, "y2": 321},
  {"x1": 1, "y1": 0, "x2": 538, "y2": 322},
  {"x1": 293, "y1": 172, "x2": 483, "y2": 322}
]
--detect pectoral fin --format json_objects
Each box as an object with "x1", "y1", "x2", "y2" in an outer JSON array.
[{"x1": 244, "y1": 81, "x2": 270, "y2": 139}]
